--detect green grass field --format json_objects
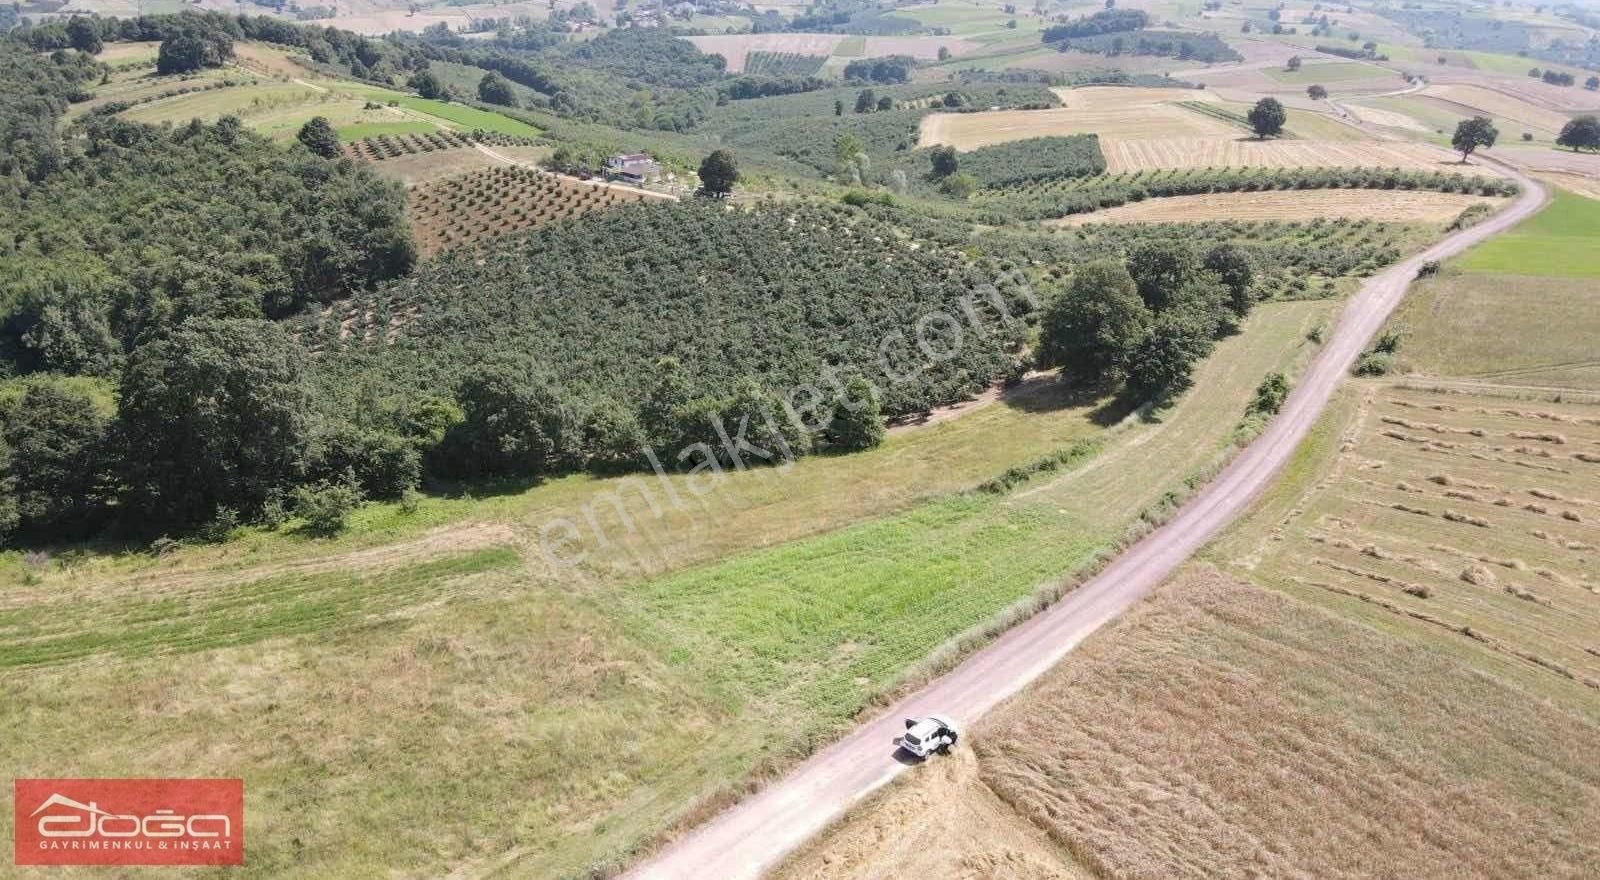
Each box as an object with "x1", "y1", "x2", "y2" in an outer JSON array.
[
  {"x1": 336, "y1": 120, "x2": 438, "y2": 140},
  {"x1": 1388, "y1": 189, "x2": 1600, "y2": 387},
  {"x1": 1458, "y1": 189, "x2": 1600, "y2": 277},
  {"x1": 120, "y1": 80, "x2": 324, "y2": 126},
  {"x1": 343, "y1": 84, "x2": 543, "y2": 138}
]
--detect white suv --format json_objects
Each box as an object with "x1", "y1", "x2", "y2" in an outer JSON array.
[{"x1": 897, "y1": 715, "x2": 958, "y2": 758}]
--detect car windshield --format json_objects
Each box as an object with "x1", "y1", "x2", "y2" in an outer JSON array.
[{"x1": 903, "y1": 734, "x2": 920, "y2": 745}]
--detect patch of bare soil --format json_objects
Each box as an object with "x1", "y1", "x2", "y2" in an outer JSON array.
[{"x1": 771, "y1": 748, "x2": 1088, "y2": 880}]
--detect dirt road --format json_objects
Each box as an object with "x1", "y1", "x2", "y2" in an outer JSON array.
[{"x1": 623, "y1": 165, "x2": 1546, "y2": 880}]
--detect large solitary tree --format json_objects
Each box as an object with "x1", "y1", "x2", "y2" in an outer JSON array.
[
  {"x1": 1248, "y1": 97, "x2": 1287, "y2": 139},
  {"x1": 1556, "y1": 115, "x2": 1600, "y2": 152},
  {"x1": 699, "y1": 149, "x2": 739, "y2": 197},
  {"x1": 929, "y1": 145, "x2": 959, "y2": 178},
  {"x1": 1307, "y1": 84, "x2": 1328, "y2": 100},
  {"x1": 1452, "y1": 115, "x2": 1498, "y2": 161},
  {"x1": 1127, "y1": 241, "x2": 1201, "y2": 311}
]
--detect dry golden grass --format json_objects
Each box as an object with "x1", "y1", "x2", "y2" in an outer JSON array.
[
  {"x1": 1052, "y1": 190, "x2": 1505, "y2": 226},
  {"x1": 1227, "y1": 383, "x2": 1600, "y2": 691},
  {"x1": 1050, "y1": 85, "x2": 1222, "y2": 110},
  {"x1": 1100, "y1": 136, "x2": 1467, "y2": 173},
  {"x1": 772, "y1": 749, "x2": 1089, "y2": 880},
  {"x1": 1538, "y1": 172, "x2": 1600, "y2": 202},
  {"x1": 774, "y1": 567, "x2": 1600, "y2": 879},
  {"x1": 978, "y1": 567, "x2": 1600, "y2": 879},
  {"x1": 1348, "y1": 103, "x2": 1431, "y2": 132},
  {"x1": 920, "y1": 104, "x2": 1234, "y2": 151},
  {"x1": 1426, "y1": 83, "x2": 1577, "y2": 134}
]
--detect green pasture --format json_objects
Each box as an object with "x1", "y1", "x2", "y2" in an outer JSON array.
[{"x1": 1457, "y1": 188, "x2": 1600, "y2": 277}]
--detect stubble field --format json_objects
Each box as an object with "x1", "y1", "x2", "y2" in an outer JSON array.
[
  {"x1": 1100, "y1": 136, "x2": 1465, "y2": 172},
  {"x1": 1051, "y1": 189, "x2": 1503, "y2": 225}
]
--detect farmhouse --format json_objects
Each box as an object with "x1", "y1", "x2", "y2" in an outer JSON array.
[{"x1": 605, "y1": 152, "x2": 663, "y2": 184}]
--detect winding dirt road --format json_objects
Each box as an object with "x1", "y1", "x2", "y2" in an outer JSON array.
[{"x1": 624, "y1": 163, "x2": 1546, "y2": 880}]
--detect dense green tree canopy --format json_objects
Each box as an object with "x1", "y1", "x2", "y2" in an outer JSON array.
[
  {"x1": 1557, "y1": 115, "x2": 1600, "y2": 151},
  {"x1": 297, "y1": 116, "x2": 342, "y2": 158},
  {"x1": 477, "y1": 70, "x2": 518, "y2": 107},
  {"x1": 1452, "y1": 115, "x2": 1498, "y2": 160},
  {"x1": 0, "y1": 117, "x2": 413, "y2": 377},
  {"x1": 699, "y1": 149, "x2": 739, "y2": 196},
  {"x1": 156, "y1": 27, "x2": 232, "y2": 74},
  {"x1": 118, "y1": 318, "x2": 312, "y2": 527},
  {"x1": 66, "y1": 17, "x2": 102, "y2": 54},
  {"x1": 0, "y1": 379, "x2": 111, "y2": 538},
  {"x1": 1248, "y1": 97, "x2": 1287, "y2": 139},
  {"x1": 1037, "y1": 260, "x2": 1150, "y2": 383}
]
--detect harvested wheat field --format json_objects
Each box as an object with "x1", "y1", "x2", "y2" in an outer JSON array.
[
  {"x1": 861, "y1": 35, "x2": 979, "y2": 59},
  {"x1": 773, "y1": 749, "x2": 1089, "y2": 880},
  {"x1": 1052, "y1": 190, "x2": 1505, "y2": 226},
  {"x1": 1238, "y1": 383, "x2": 1600, "y2": 688},
  {"x1": 687, "y1": 33, "x2": 844, "y2": 71},
  {"x1": 1426, "y1": 83, "x2": 1581, "y2": 134},
  {"x1": 1346, "y1": 102, "x2": 1431, "y2": 132},
  {"x1": 921, "y1": 104, "x2": 1232, "y2": 150},
  {"x1": 773, "y1": 567, "x2": 1600, "y2": 879},
  {"x1": 1100, "y1": 136, "x2": 1469, "y2": 172},
  {"x1": 919, "y1": 86, "x2": 1231, "y2": 149},
  {"x1": 1050, "y1": 85, "x2": 1221, "y2": 110}
]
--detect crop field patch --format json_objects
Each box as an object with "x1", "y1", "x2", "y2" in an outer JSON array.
[
  {"x1": 921, "y1": 103, "x2": 1234, "y2": 150},
  {"x1": 687, "y1": 33, "x2": 845, "y2": 71},
  {"x1": 1052, "y1": 189, "x2": 1506, "y2": 225},
  {"x1": 1099, "y1": 136, "x2": 1468, "y2": 172},
  {"x1": 1457, "y1": 188, "x2": 1600, "y2": 277},
  {"x1": 1395, "y1": 274, "x2": 1600, "y2": 388},
  {"x1": 1348, "y1": 102, "x2": 1432, "y2": 132},
  {"x1": 978, "y1": 567, "x2": 1600, "y2": 877},
  {"x1": 1261, "y1": 60, "x2": 1394, "y2": 85},
  {"x1": 1424, "y1": 84, "x2": 1576, "y2": 134},
  {"x1": 1051, "y1": 85, "x2": 1221, "y2": 110},
  {"x1": 119, "y1": 80, "x2": 323, "y2": 126},
  {"x1": 1245, "y1": 384, "x2": 1600, "y2": 689},
  {"x1": 860, "y1": 35, "x2": 981, "y2": 58},
  {"x1": 406, "y1": 165, "x2": 655, "y2": 256}
]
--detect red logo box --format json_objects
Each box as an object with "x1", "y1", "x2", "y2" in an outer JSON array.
[{"x1": 14, "y1": 779, "x2": 243, "y2": 866}]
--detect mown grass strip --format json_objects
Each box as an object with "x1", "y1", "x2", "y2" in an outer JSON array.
[{"x1": 0, "y1": 547, "x2": 519, "y2": 669}]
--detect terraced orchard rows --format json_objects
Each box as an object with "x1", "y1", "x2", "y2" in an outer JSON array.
[
  {"x1": 407, "y1": 165, "x2": 653, "y2": 254},
  {"x1": 345, "y1": 130, "x2": 541, "y2": 162}
]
